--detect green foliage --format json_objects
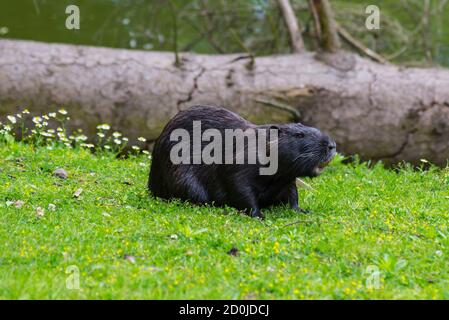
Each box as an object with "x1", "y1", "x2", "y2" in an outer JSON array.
[
  {"x1": 333, "y1": 0, "x2": 449, "y2": 66},
  {"x1": 1, "y1": 0, "x2": 448, "y2": 66},
  {"x1": 1, "y1": 139, "x2": 448, "y2": 298}
]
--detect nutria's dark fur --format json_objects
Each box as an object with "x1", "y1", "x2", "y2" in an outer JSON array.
[{"x1": 148, "y1": 105, "x2": 336, "y2": 219}]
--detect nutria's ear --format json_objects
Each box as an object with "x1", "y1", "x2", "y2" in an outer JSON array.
[
  {"x1": 269, "y1": 125, "x2": 288, "y2": 137},
  {"x1": 267, "y1": 125, "x2": 284, "y2": 141}
]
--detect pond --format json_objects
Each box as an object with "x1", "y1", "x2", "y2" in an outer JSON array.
[{"x1": 0, "y1": 0, "x2": 448, "y2": 66}]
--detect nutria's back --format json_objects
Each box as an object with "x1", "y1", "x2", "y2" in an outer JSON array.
[{"x1": 149, "y1": 105, "x2": 252, "y2": 199}]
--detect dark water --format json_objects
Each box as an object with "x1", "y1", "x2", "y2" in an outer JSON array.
[
  {"x1": 0, "y1": 0, "x2": 270, "y2": 54},
  {"x1": 0, "y1": 0, "x2": 178, "y2": 50},
  {"x1": 0, "y1": 0, "x2": 448, "y2": 66}
]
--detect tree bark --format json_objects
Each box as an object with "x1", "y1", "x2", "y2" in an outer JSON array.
[{"x1": 1, "y1": 39, "x2": 449, "y2": 166}]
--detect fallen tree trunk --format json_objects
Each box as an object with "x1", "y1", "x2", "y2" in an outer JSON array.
[{"x1": 1, "y1": 39, "x2": 449, "y2": 166}]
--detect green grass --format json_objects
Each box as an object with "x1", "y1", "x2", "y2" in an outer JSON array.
[{"x1": 1, "y1": 141, "x2": 449, "y2": 299}]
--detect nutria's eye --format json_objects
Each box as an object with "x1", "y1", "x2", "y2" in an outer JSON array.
[{"x1": 296, "y1": 132, "x2": 305, "y2": 138}]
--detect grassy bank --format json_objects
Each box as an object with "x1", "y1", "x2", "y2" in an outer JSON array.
[{"x1": 1, "y1": 141, "x2": 448, "y2": 299}]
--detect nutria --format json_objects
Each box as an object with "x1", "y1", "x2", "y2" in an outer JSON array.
[{"x1": 148, "y1": 105, "x2": 336, "y2": 219}]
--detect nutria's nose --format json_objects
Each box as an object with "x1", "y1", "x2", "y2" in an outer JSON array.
[{"x1": 322, "y1": 137, "x2": 336, "y2": 151}]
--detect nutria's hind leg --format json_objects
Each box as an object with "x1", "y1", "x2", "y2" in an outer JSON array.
[
  {"x1": 181, "y1": 175, "x2": 210, "y2": 204},
  {"x1": 242, "y1": 198, "x2": 264, "y2": 220},
  {"x1": 228, "y1": 183, "x2": 264, "y2": 219},
  {"x1": 248, "y1": 207, "x2": 264, "y2": 220}
]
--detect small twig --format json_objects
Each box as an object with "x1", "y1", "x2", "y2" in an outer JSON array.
[
  {"x1": 280, "y1": 219, "x2": 315, "y2": 228},
  {"x1": 182, "y1": 34, "x2": 205, "y2": 52},
  {"x1": 229, "y1": 29, "x2": 255, "y2": 69},
  {"x1": 336, "y1": 24, "x2": 389, "y2": 64},
  {"x1": 422, "y1": 0, "x2": 432, "y2": 62},
  {"x1": 308, "y1": 0, "x2": 321, "y2": 40},
  {"x1": 167, "y1": 0, "x2": 181, "y2": 67},
  {"x1": 185, "y1": 20, "x2": 225, "y2": 53},
  {"x1": 386, "y1": 46, "x2": 408, "y2": 61},
  {"x1": 296, "y1": 178, "x2": 315, "y2": 191},
  {"x1": 265, "y1": 218, "x2": 316, "y2": 233},
  {"x1": 227, "y1": 55, "x2": 254, "y2": 64},
  {"x1": 184, "y1": 1, "x2": 225, "y2": 54},
  {"x1": 276, "y1": 0, "x2": 305, "y2": 53},
  {"x1": 255, "y1": 98, "x2": 300, "y2": 122}
]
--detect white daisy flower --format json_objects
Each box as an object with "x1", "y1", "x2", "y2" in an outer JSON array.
[
  {"x1": 7, "y1": 116, "x2": 16, "y2": 124},
  {"x1": 75, "y1": 135, "x2": 88, "y2": 141},
  {"x1": 97, "y1": 124, "x2": 110, "y2": 130},
  {"x1": 32, "y1": 116, "x2": 42, "y2": 124}
]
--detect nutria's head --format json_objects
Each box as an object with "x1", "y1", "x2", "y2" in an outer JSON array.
[{"x1": 273, "y1": 123, "x2": 336, "y2": 178}]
